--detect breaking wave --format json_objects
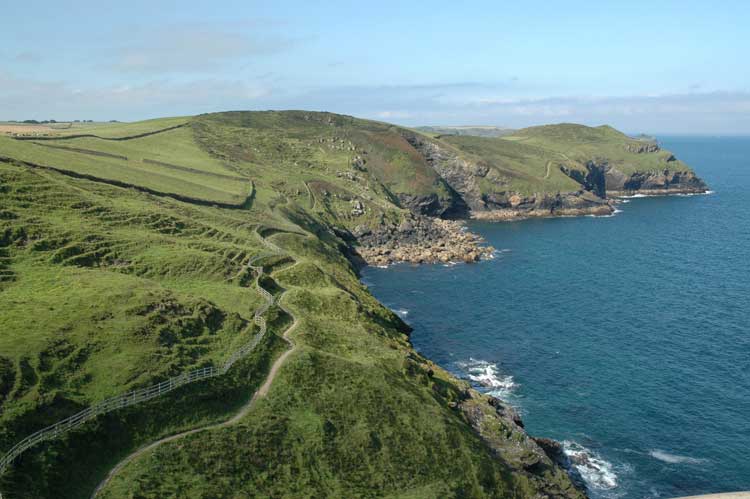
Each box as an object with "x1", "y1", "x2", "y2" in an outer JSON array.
[
  {"x1": 649, "y1": 449, "x2": 707, "y2": 465},
  {"x1": 587, "y1": 208, "x2": 623, "y2": 218},
  {"x1": 394, "y1": 308, "x2": 409, "y2": 318},
  {"x1": 676, "y1": 190, "x2": 715, "y2": 196},
  {"x1": 456, "y1": 358, "x2": 517, "y2": 398},
  {"x1": 563, "y1": 441, "x2": 619, "y2": 491}
]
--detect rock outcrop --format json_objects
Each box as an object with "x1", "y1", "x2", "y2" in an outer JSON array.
[
  {"x1": 346, "y1": 126, "x2": 708, "y2": 265},
  {"x1": 473, "y1": 190, "x2": 614, "y2": 220},
  {"x1": 460, "y1": 390, "x2": 587, "y2": 498},
  {"x1": 625, "y1": 142, "x2": 660, "y2": 154},
  {"x1": 401, "y1": 131, "x2": 492, "y2": 211},
  {"x1": 395, "y1": 191, "x2": 469, "y2": 218}
]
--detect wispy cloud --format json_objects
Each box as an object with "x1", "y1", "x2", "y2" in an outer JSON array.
[
  {"x1": 0, "y1": 71, "x2": 271, "y2": 120},
  {"x1": 2, "y1": 71, "x2": 750, "y2": 133},
  {"x1": 14, "y1": 51, "x2": 42, "y2": 63},
  {"x1": 107, "y1": 24, "x2": 301, "y2": 74},
  {"x1": 274, "y1": 84, "x2": 750, "y2": 133}
]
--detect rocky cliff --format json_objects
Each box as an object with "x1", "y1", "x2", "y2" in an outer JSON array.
[
  {"x1": 401, "y1": 131, "x2": 615, "y2": 220},
  {"x1": 604, "y1": 167, "x2": 708, "y2": 196},
  {"x1": 398, "y1": 128, "x2": 708, "y2": 224}
]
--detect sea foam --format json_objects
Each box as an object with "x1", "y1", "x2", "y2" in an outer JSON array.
[
  {"x1": 649, "y1": 449, "x2": 706, "y2": 465},
  {"x1": 563, "y1": 441, "x2": 619, "y2": 490},
  {"x1": 587, "y1": 208, "x2": 623, "y2": 218},
  {"x1": 456, "y1": 358, "x2": 517, "y2": 398}
]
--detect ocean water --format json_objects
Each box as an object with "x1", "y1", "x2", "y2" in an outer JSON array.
[{"x1": 361, "y1": 137, "x2": 750, "y2": 498}]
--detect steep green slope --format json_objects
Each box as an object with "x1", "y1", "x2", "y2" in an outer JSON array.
[
  {"x1": 0, "y1": 112, "x2": 583, "y2": 498},
  {"x1": 438, "y1": 134, "x2": 583, "y2": 195}
]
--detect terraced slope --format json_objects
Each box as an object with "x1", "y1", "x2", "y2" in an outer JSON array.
[{"x1": 0, "y1": 112, "x2": 585, "y2": 499}]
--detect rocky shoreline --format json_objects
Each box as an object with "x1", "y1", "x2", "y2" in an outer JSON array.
[
  {"x1": 351, "y1": 187, "x2": 711, "y2": 266},
  {"x1": 470, "y1": 203, "x2": 614, "y2": 221},
  {"x1": 609, "y1": 187, "x2": 710, "y2": 197},
  {"x1": 353, "y1": 214, "x2": 495, "y2": 266}
]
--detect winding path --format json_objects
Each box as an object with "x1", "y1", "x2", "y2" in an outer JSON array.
[
  {"x1": 303, "y1": 180, "x2": 316, "y2": 210},
  {"x1": 90, "y1": 261, "x2": 299, "y2": 498}
]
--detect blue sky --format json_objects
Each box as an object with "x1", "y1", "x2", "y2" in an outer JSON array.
[{"x1": 2, "y1": 0, "x2": 749, "y2": 133}]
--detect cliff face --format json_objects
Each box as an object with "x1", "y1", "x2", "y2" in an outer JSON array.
[
  {"x1": 402, "y1": 131, "x2": 614, "y2": 220},
  {"x1": 473, "y1": 190, "x2": 613, "y2": 220},
  {"x1": 604, "y1": 166, "x2": 708, "y2": 195},
  {"x1": 401, "y1": 131, "x2": 491, "y2": 212},
  {"x1": 395, "y1": 190, "x2": 469, "y2": 219}
]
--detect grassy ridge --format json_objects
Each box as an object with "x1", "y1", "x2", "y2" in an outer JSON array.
[{"x1": 503, "y1": 123, "x2": 690, "y2": 175}]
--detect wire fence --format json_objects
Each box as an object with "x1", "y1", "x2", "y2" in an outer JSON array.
[{"x1": 0, "y1": 240, "x2": 282, "y2": 477}]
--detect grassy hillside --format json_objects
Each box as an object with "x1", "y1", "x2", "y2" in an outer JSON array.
[
  {"x1": 503, "y1": 123, "x2": 691, "y2": 175},
  {"x1": 192, "y1": 111, "x2": 455, "y2": 212},
  {"x1": 0, "y1": 111, "x2": 582, "y2": 498},
  {"x1": 438, "y1": 134, "x2": 584, "y2": 195},
  {"x1": 0, "y1": 127, "x2": 252, "y2": 207}
]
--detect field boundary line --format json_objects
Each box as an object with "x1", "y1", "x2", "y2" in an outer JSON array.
[{"x1": 12, "y1": 124, "x2": 187, "y2": 142}]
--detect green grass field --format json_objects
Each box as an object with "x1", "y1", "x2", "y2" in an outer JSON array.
[
  {"x1": 0, "y1": 131, "x2": 251, "y2": 207},
  {"x1": 48, "y1": 117, "x2": 189, "y2": 138}
]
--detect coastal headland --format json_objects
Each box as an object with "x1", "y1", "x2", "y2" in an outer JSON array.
[{"x1": 0, "y1": 111, "x2": 707, "y2": 498}]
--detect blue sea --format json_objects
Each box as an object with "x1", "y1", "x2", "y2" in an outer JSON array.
[{"x1": 361, "y1": 137, "x2": 750, "y2": 498}]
